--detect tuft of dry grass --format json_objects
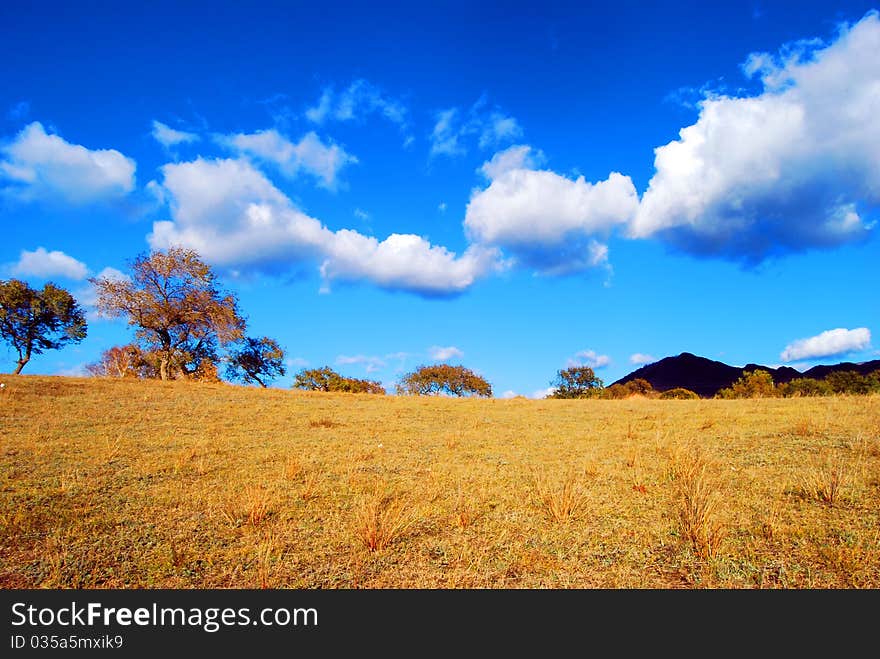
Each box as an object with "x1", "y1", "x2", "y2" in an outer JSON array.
[
  {"x1": 797, "y1": 449, "x2": 854, "y2": 507},
  {"x1": 531, "y1": 468, "x2": 588, "y2": 524},
  {"x1": 671, "y1": 447, "x2": 726, "y2": 560},
  {"x1": 354, "y1": 483, "x2": 414, "y2": 552}
]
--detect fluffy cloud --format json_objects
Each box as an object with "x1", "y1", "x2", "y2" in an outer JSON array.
[
  {"x1": 430, "y1": 97, "x2": 522, "y2": 157},
  {"x1": 9, "y1": 247, "x2": 88, "y2": 280},
  {"x1": 0, "y1": 122, "x2": 135, "y2": 204},
  {"x1": 629, "y1": 353, "x2": 657, "y2": 366},
  {"x1": 780, "y1": 327, "x2": 871, "y2": 362},
  {"x1": 465, "y1": 146, "x2": 638, "y2": 275},
  {"x1": 631, "y1": 12, "x2": 880, "y2": 261},
  {"x1": 428, "y1": 346, "x2": 464, "y2": 361},
  {"x1": 319, "y1": 231, "x2": 501, "y2": 297},
  {"x1": 336, "y1": 354, "x2": 386, "y2": 373},
  {"x1": 151, "y1": 120, "x2": 199, "y2": 148},
  {"x1": 566, "y1": 349, "x2": 611, "y2": 369},
  {"x1": 150, "y1": 157, "x2": 499, "y2": 296},
  {"x1": 216, "y1": 129, "x2": 356, "y2": 189}
]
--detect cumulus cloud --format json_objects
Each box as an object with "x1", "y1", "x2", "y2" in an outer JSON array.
[
  {"x1": 319, "y1": 231, "x2": 502, "y2": 297},
  {"x1": 149, "y1": 157, "x2": 500, "y2": 296},
  {"x1": 631, "y1": 12, "x2": 880, "y2": 262},
  {"x1": 151, "y1": 120, "x2": 199, "y2": 148},
  {"x1": 780, "y1": 327, "x2": 871, "y2": 362},
  {"x1": 430, "y1": 96, "x2": 522, "y2": 157},
  {"x1": 566, "y1": 349, "x2": 611, "y2": 369},
  {"x1": 428, "y1": 346, "x2": 464, "y2": 361},
  {"x1": 9, "y1": 247, "x2": 88, "y2": 280},
  {"x1": 216, "y1": 129, "x2": 356, "y2": 189},
  {"x1": 149, "y1": 157, "x2": 330, "y2": 268},
  {"x1": 630, "y1": 353, "x2": 657, "y2": 365},
  {"x1": 465, "y1": 146, "x2": 638, "y2": 275},
  {"x1": 0, "y1": 122, "x2": 135, "y2": 204}
]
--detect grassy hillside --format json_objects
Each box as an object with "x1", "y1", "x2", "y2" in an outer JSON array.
[{"x1": 1, "y1": 375, "x2": 878, "y2": 588}]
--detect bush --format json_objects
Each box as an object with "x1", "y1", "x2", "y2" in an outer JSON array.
[
  {"x1": 292, "y1": 366, "x2": 385, "y2": 394},
  {"x1": 548, "y1": 366, "x2": 604, "y2": 399},
  {"x1": 659, "y1": 387, "x2": 700, "y2": 399},
  {"x1": 716, "y1": 370, "x2": 777, "y2": 399},
  {"x1": 779, "y1": 377, "x2": 832, "y2": 397},
  {"x1": 396, "y1": 364, "x2": 492, "y2": 397},
  {"x1": 824, "y1": 370, "x2": 871, "y2": 395}
]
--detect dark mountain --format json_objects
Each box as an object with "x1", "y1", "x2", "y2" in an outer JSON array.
[{"x1": 612, "y1": 352, "x2": 880, "y2": 398}]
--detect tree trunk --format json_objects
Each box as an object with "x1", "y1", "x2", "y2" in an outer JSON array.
[
  {"x1": 13, "y1": 358, "x2": 27, "y2": 375},
  {"x1": 159, "y1": 357, "x2": 169, "y2": 381}
]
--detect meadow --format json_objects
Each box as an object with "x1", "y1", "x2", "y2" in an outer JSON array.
[{"x1": 1, "y1": 375, "x2": 878, "y2": 588}]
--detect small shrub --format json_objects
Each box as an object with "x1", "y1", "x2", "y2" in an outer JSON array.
[{"x1": 660, "y1": 388, "x2": 700, "y2": 400}]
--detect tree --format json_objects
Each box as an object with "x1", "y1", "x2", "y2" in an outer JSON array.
[
  {"x1": 226, "y1": 336, "x2": 286, "y2": 387},
  {"x1": 778, "y1": 377, "x2": 832, "y2": 397},
  {"x1": 0, "y1": 279, "x2": 87, "y2": 374},
  {"x1": 824, "y1": 370, "x2": 870, "y2": 395},
  {"x1": 548, "y1": 366, "x2": 604, "y2": 399},
  {"x1": 716, "y1": 369, "x2": 777, "y2": 398},
  {"x1": 395, "y1": 364, "x2": 492, "y2": 397},
  {"x1": 85, "y1": 343, "x2": 158, "y2": 378},
  {"x1": 292, "y1": 366, "x2": 385, "y2": 394},
  {"x1": 91, "y1": 247, "x2": 245, "y2": 381}
]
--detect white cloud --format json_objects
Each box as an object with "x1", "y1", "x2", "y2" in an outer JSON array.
[
  {"x1": 630, "y1": 353, "x2": 657, "y2": 366},
  {"x1": 10, "y1": 247, "x2": 88, "y2": 280},
  {"x1": 354, "y1": 208, "x2": 370, "y2": 221},
  {"x1": 285, "y1": 357, "x2": 309, "y2": 368},
  {"x1": 479, "y1": 112, "x2": 523, "y2": 149},
  {"x1": 319, "y1": 231, "x2": 502, "y2": 297},
  {"x1": 430, "y1": 109, "x2": 464, "y2": 157},
  {"x1": 305, "y1": 80, "x2": 412, "y2": 144},
  {"x1": 336, "y1": 354, "x2": 386, "y2": 373},
  {"x1": 466, "y1": 146, "x2": 638, "y2": 275},
  {"x1": 531, "y1": 386, "x2": 557, "y2": 399},
  {"x1": 0, "y1": 122, "x2": 135, "y2": 204},
  {"x1": 479, "y1": 144, "x2": 545, "y2": 180},
  {"x1": 216, "y1": 129, "x2": 356, "y2": 189},
  {"x1": 438, "y1": 202, "x2": 447, "y2": 212},
  {"x1": 150, "y1": 157, "x2": 499, "y2": 296},
  {"x1": 430, "y1": 97, "x2": 522, "y2": 157},
  {"x1": 500, "y1": 390, "x2": 521, "y2": 399},
  {"x1": 428, "y1": 346, "x2": 464, "y2": 361},
  {"x1": 74, "y1": 266, "x2": 131, "y2": 320},
  {"x1": 780, "y1": 327, "x2": 871, "y2": 362},
  {"x1": 306, "y1": 80, "x2": 408, "y2": 125},
  {"x1": 566, "y1": 349, "x2": 611, "y2": 369},
  {"x1": 151, "y1": 120, "x2": 199, "y2": 148},
  {"x1": 631, "y1": 12, "x2": 880, "y2": 261}
]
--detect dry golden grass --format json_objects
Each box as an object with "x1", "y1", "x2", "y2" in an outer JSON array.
[{"x1": 1, "y1": 375, "x2": 879, "y2": 588}]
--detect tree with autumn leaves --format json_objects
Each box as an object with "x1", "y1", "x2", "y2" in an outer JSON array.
[
  {"x1": 90, "y1": 247, "x2": 286, "y2": 386},
  {"x1": 396, "y1": 364, "x2": 492, "y2": 397}
]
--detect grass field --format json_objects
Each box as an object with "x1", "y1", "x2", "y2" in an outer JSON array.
[{"x1": 1, "y1": 375, "x2": 878, "y2": 588}]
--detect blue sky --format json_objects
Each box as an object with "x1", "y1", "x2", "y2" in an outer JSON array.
[{"x1": 1, "y1": 0, "x2": 878, "y2": 396}]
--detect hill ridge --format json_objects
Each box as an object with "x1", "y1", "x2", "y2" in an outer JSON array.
[{"x1": 612, "y1": 352, "x2": 880, "y2": 398}]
